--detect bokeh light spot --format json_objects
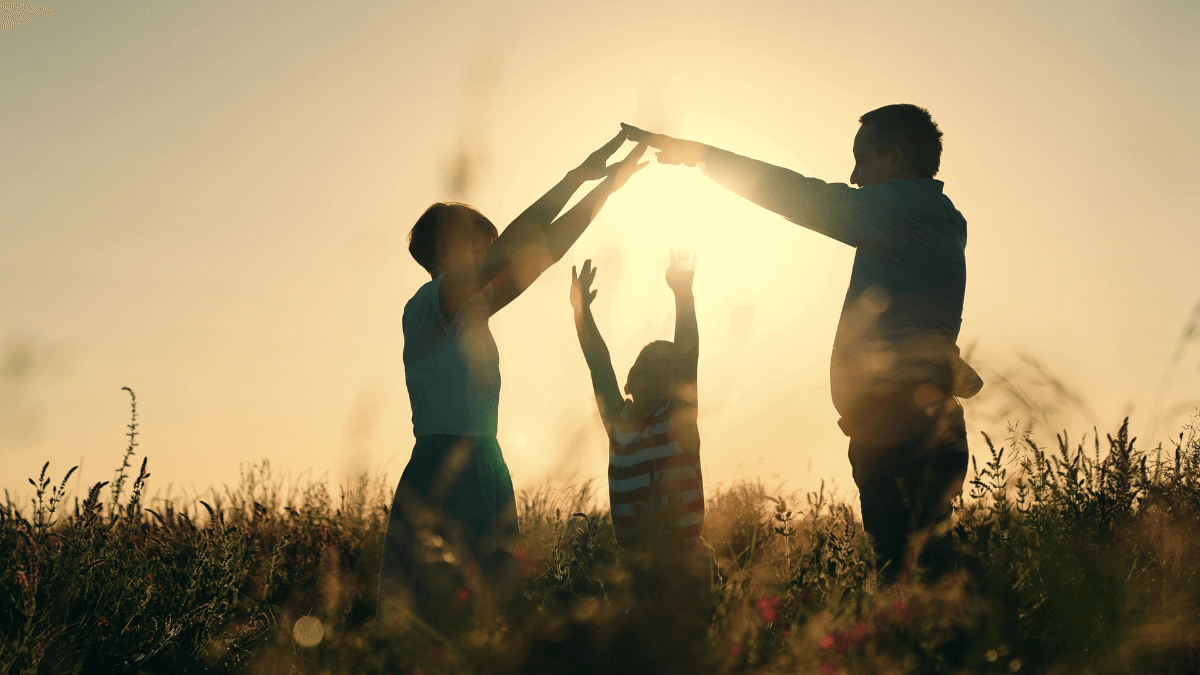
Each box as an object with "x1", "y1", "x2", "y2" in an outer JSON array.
[{"x1": 292, "y1": 615, "x2": 324, "y2": 647}]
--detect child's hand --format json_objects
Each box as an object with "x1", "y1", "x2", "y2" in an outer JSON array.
[
  {"x1": 571, "y1": 259, "x2": 599, "y2": 312},
  {"x1": 665, "y1": 248, "x2": 696, "y2": 294}
]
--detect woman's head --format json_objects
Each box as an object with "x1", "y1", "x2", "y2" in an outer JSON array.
[{"x1": 408, "y1": 203, "x2": 499, "y2": 277}]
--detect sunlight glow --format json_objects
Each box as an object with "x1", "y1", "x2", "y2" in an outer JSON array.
[{"x1": 587, "y1": 113, "x2": 839, "y2": 353}]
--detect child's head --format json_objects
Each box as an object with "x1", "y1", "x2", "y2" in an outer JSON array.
[
  {"x1": 625, "y1": 340, "x2": 678, "y2": 406},
  {"x1": 408, "y1": 202, "x2": 499, "y2": 277}
]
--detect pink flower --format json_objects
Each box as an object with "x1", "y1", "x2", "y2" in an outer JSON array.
[
  {"x1": 847, "y1": 622, "x2": 871, "y2": 647},
  {"x1": 818, "y1": 662, "x2": 839, "y2": 675},
  {"x1": 513, "y1": 545, "x2": 543, "y2": 576},
  {"x1": 756, "y1": 595, "x2": 780, "y2": 623},
  {"x1": 820, "y1": 634, "x2": 836, "y2": 650},
  {"x1": 730, "y1": 644, "x2": 742, "y2": 656}
]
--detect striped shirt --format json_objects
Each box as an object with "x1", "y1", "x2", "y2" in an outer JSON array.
[{"x1": 607, "y1": 399, "x2": 704, "y2": 549}]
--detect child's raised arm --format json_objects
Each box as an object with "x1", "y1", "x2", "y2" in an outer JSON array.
[
  {"x1": 570, "y1": 259, "x2": 623, "y2": 427},
  {"x1": 666, "y1": 249, "x2": 699, "y2": 403}
]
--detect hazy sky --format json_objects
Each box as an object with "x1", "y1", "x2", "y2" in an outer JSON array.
[{"x1": 3, "y1": 0, "x2": 1198, "y2": 506}]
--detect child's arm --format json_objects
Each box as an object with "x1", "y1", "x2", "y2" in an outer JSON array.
[
  {"x1": 666, "y1": 249, "x2": 699, "y2": 403},
  {"x1": 570, "y1": 259, "x2": 624, "y2": 427}
]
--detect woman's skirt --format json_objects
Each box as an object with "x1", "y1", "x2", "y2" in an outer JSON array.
[{"x1": 376, "y1": 435, "x2": 518, "y2": 631}]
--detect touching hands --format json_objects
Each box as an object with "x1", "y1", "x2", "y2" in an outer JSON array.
[
  {"x1": 570, "y1": 132, "x2": 650, "y2": 186},
  {"x1": 620, "y1": 123, "x2": 707, "y2": 167},
  {"x1": 666, "y1": 248, "x2": 696, "y2": 295},
  {"x1": 571, "y1": 259, "x2": 599, "y2": 313}
]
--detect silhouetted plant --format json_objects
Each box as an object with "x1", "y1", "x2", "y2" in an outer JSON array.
[{"x1": 3, "y1": 393, "x2": 1199, "y2": 673}]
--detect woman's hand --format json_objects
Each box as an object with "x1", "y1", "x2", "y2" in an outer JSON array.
[
  {"x1": 603, "y1": 142, "x2": 649, "y2": 190},
  {"x1": 571, "y1": 259, "x2": 599, "y2": 312},
  {"x1": 665, "y1": 248, "x2": 696, "y2": 295},
  {"x1": 570, "y1": 131, "x2": 630, "y2": 182}
]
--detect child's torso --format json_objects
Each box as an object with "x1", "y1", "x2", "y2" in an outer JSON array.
[{"x1": 607, "y1": 400, "x2": 704, "y2": 549}]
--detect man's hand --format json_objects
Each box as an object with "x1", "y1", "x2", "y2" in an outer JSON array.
[
  {"x1": 621, "y1": 123, "x2": 707, "y2": 166},
  {"x1": 665, "y1": 248, "x2": 696, "y2": 295},
  {"x1": 571, "y1": 259, "x2": 599, "y2": 312}
]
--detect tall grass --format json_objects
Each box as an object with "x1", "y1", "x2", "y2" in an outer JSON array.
[{"x1": 3, "y1": 394, "x2": 1199, "y2": 673}]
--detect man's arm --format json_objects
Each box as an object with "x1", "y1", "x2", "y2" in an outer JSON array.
[
  {"x1": 570, "y1": 260, "x2": 624, "y2": 427},
  {"x1": 665, "y1": 249, "x2": 698, "y2": 402},
  {"x1": 620, "y1": 123, "x2": 866, "y2": 248}
]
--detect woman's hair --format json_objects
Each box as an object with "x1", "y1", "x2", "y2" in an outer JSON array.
[{"x1": 407, "y1": 202, "x2": 499, "y2": 275}]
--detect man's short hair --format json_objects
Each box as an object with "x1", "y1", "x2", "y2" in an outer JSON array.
[
  {"x1": 407, "y1": 202, "x2": 498, "y2": 275},
  {"x1": 859, "y1": 104, "x2": 944, "y2": 178}
]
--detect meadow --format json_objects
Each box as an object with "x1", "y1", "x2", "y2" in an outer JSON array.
[{"x1": 3, "y1": 392, "x2": 1199, "y2": 674}]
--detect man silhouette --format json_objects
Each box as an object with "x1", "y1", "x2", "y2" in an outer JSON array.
[{"x1": 623, "y1": 104, "x2": 982, "y2": 582}]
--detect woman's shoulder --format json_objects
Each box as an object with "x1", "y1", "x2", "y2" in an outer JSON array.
[{"x1": 402, "y1": 275, "x2": 445, "y2": 329}]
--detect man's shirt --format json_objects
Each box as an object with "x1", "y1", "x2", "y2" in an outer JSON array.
[{"x1": 703, "y1": 149, "x2": 968, "y2": 415}]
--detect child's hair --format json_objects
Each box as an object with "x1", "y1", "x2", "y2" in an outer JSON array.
[
  {"x1": 628, "y1": 340, "x2": 679, "y2": 391},
  {"x1": 407, "y1": 202, "x2": 499, "y2": 275}
]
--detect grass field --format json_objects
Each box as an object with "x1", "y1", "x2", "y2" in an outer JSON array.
[{"x1": 3, "y1": 395, "x2": 1199, "y2": 673}]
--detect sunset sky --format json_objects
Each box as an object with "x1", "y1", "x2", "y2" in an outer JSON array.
[{"x1": 3, "y1": 0, "x2": 1198, "y2": 506}]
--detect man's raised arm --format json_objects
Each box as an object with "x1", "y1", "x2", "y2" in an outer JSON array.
[{"x1": 620, "y1": 123, "x2": 862, "y2": 247}]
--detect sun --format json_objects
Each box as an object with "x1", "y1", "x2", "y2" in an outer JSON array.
[{"x1": 591, "y1": 113, "x2": 836, "y2": 324}]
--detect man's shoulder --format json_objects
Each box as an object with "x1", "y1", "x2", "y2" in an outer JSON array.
[{"x1": 876, "y1": 179, "x2": 968, "y2": 238}]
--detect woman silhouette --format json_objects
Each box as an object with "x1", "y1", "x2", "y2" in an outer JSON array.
[{"x1": 378, "y1": 132, "x2": 647, "y2": 631}]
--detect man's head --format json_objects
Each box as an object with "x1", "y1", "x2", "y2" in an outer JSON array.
[
  {"x1": 625, "y1": 340, "x2": 677, "y2": 407},
  {"x1": 851, "y1": 104, "x2": 943, "y2": 187},
  {"x1": 408, "y1": 202, "x2": 499, "y2": 278}
]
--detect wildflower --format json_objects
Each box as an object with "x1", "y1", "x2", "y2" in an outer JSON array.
[
  {"x1": 892, "y1": 600, "x2": 913, "y2": 624},
  {"x1": 730, "y1": 644, "x2": 742, "y2": 656},
  {"x1": 818, "y1": 662, "x2": 839, "y2": 675},
  {"x1": 513, "y1": 544, "x2": 543, "y2": 577},
  {"x1": 848, "y1": 623, "x2": 870, "y2": 647},
  {"x1": 820, "y1": 634, "x2": 836, "y2": 650},
  {"x1": 756, "y1": 595, "x2": 780, "y2": 623}
]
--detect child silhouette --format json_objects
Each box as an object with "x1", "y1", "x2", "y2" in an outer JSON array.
[{"x1": 570, "y1": 250, "x2": 704, "y2": 550}]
